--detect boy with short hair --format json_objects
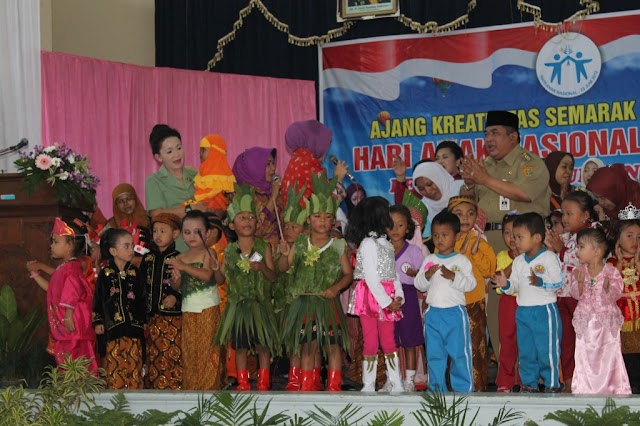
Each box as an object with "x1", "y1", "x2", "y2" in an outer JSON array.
[
  {"x1": 140, "y1": 213, "x2": 183, "y2": 390},
  {"x1": 414, "y1": 210, "x2": 476, "y2": 392},
  {"x1": 493, "y1": 212, "x2": 563, "y2": 392},
  {"x1": 447, "y1": 196, "x2": 496, "y2": 391}
]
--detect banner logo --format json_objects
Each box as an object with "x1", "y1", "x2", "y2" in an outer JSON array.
[{"x1": 536, "y1": 32, "x2": 601, "y2": 98}]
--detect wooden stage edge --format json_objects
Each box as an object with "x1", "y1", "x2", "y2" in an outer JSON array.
[{"x1": 92, "y1": 390, "x2": 640, "y2": 425}]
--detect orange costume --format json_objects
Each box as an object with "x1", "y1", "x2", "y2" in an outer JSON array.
[{"x1": 187, "y1": 134, "x2": 236, "y2": 211}]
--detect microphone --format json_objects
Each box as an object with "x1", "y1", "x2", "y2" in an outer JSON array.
[
  {"x1": 0, "y1": 138, "x2": 28, "y2": 155},
  {"x1": 15, "y1": 138, "x2": 28, "y2": 150},
  {"x1": 328, "y1": 154, "x2": 356, "y2": 182}
]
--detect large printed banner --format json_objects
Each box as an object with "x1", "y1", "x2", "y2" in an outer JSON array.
[{"x1": 320, "y1": 11, "x2": 640, "y2": 201}]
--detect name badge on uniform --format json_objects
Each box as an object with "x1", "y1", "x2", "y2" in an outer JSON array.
[{"x1": 499, "y1": 195, "x2": 510, "y2": 211}]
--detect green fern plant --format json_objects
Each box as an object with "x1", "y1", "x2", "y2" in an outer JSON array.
[
  {"x1": 368, "y1": 409, "x2": 405, "y2": 426},
  {"x1": 176, "y1": 392, "x2": 290, "y2": 426},
  {"x1": 305, "y1": 403, "x2": 366, "y2": 426},
  {"x1": 412, "y1": 390, "x2": 523, "y2": 426},
  {"x1": 177, "y1": 393, "x2": 217, "y2": 425},
  {"x1": 66, "y1": 392, "x2": 180, "y2": 425},
  {"x1": 524, "y1": 397, "x2": 640, "y2": 426},
  {"x1": 286, "y1": 414, "x2": 314, "y2": 426},
  {"x1": 0, "y1": 356, "x2": 104, "y2": 426}
]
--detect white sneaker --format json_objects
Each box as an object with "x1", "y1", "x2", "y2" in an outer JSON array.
[
  {"x1": 403, "y1": 380, "x2": 415, "y2": 392},
  {"x1": 379, "y1": 379, "x2": 392, "y2": 392}
]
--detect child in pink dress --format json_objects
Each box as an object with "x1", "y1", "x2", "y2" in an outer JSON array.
[
  {"x1": 34, "y1": 218, "x2": 97, "y2": 371},
  {"x1": 569, "y1": 227, "x2": 631, "y2": 394}
]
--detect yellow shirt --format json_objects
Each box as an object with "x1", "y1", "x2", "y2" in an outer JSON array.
[
  {"x1": 495, "y1": 249, "x2": 517, "y2": 296},
  {"x1": 450, "y1": 231, "x2": 497, "y2": 304}
]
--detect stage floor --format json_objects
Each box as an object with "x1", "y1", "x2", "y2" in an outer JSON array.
[{"x1": 93, "y1": 390, "x2": 640, "y2": 425}]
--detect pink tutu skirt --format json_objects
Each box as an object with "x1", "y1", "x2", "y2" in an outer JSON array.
[{"x1": 348, "y1": 279, "x2": 403, "y2": 322}]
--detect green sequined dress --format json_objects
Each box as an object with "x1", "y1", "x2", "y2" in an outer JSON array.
[
  {"x1": 282, "y1": 235, "x2": 349, "y2": 356},
  {"x1": 213, "y1": 238, "x2": 279, "y2": 355}
]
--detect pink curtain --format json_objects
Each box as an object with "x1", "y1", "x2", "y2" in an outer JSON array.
[{"x1": 41, "y1": 51, "x2": 316, "y2": 217}]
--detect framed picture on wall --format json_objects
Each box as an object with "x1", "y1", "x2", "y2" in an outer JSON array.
[{"x1": 337, "y1": 0, "x2": 399, "y2": 21}]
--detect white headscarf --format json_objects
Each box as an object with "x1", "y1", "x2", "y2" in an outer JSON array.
[
  {"x1": 412, "y1": 162, "x2": 464, "y2": 223},
  {"x1": 580, "y1": 158, "x2": 605, "y2": 186}
]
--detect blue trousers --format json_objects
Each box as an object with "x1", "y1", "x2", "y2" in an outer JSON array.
[
  {"x1": 425, "y1": 305, "x2": 474, "y2": 392},
  {"x1": 516, "y1": 303, "x2": 562, "y2": 389}
]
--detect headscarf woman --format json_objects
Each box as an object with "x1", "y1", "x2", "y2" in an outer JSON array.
[
  {"x1": 108, "y1": 183, "x2": 150, "y2": 232},
  {"x1": 580, "y1": 158, "x2": 604, "y2": 187},
  {"x1": 232, "y1": 147, "x2": 281, "y2": 247},
  {"x1": 587, "y1": 164, "x2": 640, "y2": 221},
  {"x1": 280, "y1": 120, "x2": 348, "y2": 207},
  {"x1": 411, "y1": 161, "x2": 465, "y2": 228},
  {"x1": 544, "y1": 151, "x2": 575, "y2": 211}
]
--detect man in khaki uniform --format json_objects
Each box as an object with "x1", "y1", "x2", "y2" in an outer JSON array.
[{"x1": 459, "y1": 110, "x2": 550, "y2": 375}]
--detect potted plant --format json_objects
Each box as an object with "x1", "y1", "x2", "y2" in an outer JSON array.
[{"x1": 0, "y1": 285, "x2": 48, "y2": 387}]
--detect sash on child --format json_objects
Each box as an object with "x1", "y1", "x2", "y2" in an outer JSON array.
[{"x1": 349, "y1": 279, "x2": 403, "y2": 322}]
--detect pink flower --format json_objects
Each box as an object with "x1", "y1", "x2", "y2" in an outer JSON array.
[{"x1": 35, "y1": 154, "x2": 53, "y2": 170}]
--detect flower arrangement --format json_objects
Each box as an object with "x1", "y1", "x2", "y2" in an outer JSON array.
[{"x1": 14, "y1": 144, "x2": 100, "y2": 207}]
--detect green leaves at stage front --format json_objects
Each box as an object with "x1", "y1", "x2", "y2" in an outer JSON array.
[
  {"x1": 412, "y1": 391, "x2": 523, "y2": 426},
  {"x1": 67, "y1": 393, "x2": 180, "y2": 426},
  {"x1": 177, "y1": 392, "x2": 288, "y2": 426},
  {"x1": 305, "y1": 403, "x2": 366, "y2": 426},
  {"x1": 524, "y1": 397, "x2": 640, "y2": 426}
]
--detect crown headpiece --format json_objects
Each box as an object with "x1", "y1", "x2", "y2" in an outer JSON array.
[
  {"x1": 283, "y1": 183, "x2": 309, "y2": 225},
  {"x1": 618, "y1": 203, "x2": 640, "y2": 220},
  {"x1": 309, "y1": 171, "x2": 339, "y2": 215},
  {"x1": 227, "y1": 183, "x2": 258, "y2": 222},
  {"x1": 52, "y1": 217, "x2": 75, "y2": 237}
]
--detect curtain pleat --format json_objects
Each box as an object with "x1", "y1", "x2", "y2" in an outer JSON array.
[
  {"x1": 41, "y1": 51, "x2": 316, "y2": 217},
  {"x1": 0, "y1": 0, "x2": 40, "y2": 173}
]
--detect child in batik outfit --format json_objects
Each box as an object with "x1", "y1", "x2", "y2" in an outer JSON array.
[
  {"x1": 140, "y1": 213, "x2": 183, "y2": 389},
  {"x1": 93, "y1": 228, "x2": 146, "y2": 389}
]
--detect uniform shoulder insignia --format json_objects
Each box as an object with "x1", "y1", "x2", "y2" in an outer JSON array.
[{"x1": 521, "y1": 152, "x2": 531, "y2": 161}]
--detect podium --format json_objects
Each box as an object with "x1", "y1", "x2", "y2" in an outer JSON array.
[{"x1": 0, "y1": 173, "x2": 88, "y2": 316}]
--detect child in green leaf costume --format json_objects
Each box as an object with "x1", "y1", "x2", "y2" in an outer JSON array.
[
  {"x1": 278, "y1": 172, "x2": 353, "y2": 391},
  {"x1": 212, "y1": 183, "x2": 279, "y2": 391},
  {"x1": 275, "y1": 183, "x2": 314, "y2": 391}
]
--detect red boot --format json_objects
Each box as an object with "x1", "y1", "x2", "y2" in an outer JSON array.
[
  {"x1": 325, "y1": 369, "x2": 342, "y2": 392},
  {"x1": 285, "y1": 367, "x2": 301, "y2": 391},
  {"x1": 300, "y1": 370, "x2": 315, "y2": 391},
  {"x1": 236, "y1": 369, "x2": 251, "y2": 391},
  {"x1": 257, "y1": 368, "x2": 270, "y2": 391},
  {"x1": 312, "y1": 367, "x2": 323, "y2": 391}
]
